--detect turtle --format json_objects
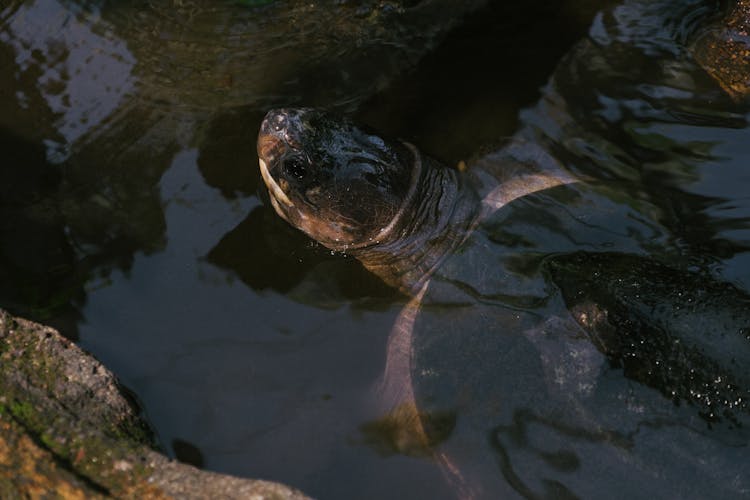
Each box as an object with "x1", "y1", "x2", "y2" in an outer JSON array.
[
  {"x1": 254, "y1": 1, "x2": 750, "y2": 497},
  {"x1": 256, "y1": 107, "x2": 750, "y2": 498}
]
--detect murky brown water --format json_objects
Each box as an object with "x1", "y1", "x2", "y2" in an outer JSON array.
[{"x1": 2, "y1": 0, "x2": 749, "y2": 498}]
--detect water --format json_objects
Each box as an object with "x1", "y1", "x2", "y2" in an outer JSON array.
[{"x1": 1, "y1": 0, "x2": 749, "y2": 498}]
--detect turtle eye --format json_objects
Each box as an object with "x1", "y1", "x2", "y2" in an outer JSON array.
[{"x1": 283, "y1": 157, "x2": 308, "y2": 180}]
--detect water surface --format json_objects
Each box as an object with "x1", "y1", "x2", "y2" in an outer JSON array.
[{"x1": 1, "y1": 0, "x2": 749, "y2": 498}]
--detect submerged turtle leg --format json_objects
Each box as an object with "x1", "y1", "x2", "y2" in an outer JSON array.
[
  {"x1": 366, "y1": 282, "x2": 478, "y2": 498},
  {"x1": 476, "y1": 140, "x2": 581, "y2": 215},
  {"x1": 372, "y1": 283, "x2": 430, "y2": 455},
  {"x1": 481, "y1": 169, "x2": 578, "y2": 213}
]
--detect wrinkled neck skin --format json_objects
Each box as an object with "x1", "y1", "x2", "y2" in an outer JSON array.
[
  {"x1": 349, "y1": 140, "x2": 578, "y2": 296},
  {"x1": 348, "y1": 153, "x2": 481, "y2": 295},
  {"x1": 364, "y1": 152, "x2": 473, "y2": 427}
]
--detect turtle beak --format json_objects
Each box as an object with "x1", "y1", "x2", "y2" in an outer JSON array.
[{"x1": 258, "y1": 110, "x2": 295, "y2": 213}]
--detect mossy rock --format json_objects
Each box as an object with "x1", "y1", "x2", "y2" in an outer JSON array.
[{"x1": 0, "y1": 310, "x2": 310, "y2": 499}]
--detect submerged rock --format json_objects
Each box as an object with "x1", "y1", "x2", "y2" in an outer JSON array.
[{"x1": 0, "y1": 309, "x2": 310, "y2": 499}]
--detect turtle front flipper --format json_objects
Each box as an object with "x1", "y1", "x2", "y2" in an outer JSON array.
[
  {"x1": 360, "y1": 283, "x2": 479, "y2": 497},
  {"x1": 368, "y1": 284, "x2": 455, "y2": 451}
]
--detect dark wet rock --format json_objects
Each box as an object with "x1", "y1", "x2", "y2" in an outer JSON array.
[
  {"x1": 546, "y1": 252, "x2": 750, "y2": 423},
  {"x1": 692, "y1": 0, "x2": 750, "y2": 100},
  {"x1": 0, "y1": 309, "x2": 310, "y2": 499}
]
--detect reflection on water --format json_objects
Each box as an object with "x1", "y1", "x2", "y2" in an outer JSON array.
[
  {"x1": 1, "y1": 0, "x2": 750, "y2": 498},
  {"x1": 0, "y1": 0, "x2": 480, "y2": 335},
  {"x1": 1, "y1": 0, "x2": 136, "y2": 158},
  {"x1": 521, "y1": 0, "x2": 750, "y2": 278},
  {"x1": 0, "y1": 0, "x2": 488, "y2": 498}
]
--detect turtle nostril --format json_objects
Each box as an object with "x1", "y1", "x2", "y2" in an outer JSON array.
[
  {"x1": 272, "y1": 113, "x2": 286, "y2": 132},
  {"x1": 284, "y1": 158, "x2": 307, "y2": 180}
]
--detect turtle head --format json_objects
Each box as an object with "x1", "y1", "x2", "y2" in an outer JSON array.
[{"x1": 257, "y1": 108, "x2": 418, "y2": 251}]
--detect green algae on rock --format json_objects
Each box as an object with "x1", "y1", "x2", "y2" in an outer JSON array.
[{"x1": 0, "y1": 310, "x2": 310, "y2": 499}]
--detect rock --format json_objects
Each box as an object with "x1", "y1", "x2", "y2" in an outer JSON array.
[
  {"x1": 0, "y1": 309, "x2": 310, "y2": 499},
  {"x1": 692, "y1": 0, "x2": 750, "y2": 99}
]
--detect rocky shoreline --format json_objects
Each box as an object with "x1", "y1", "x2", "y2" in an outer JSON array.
[{"x1": 0, "y1": 309, "x2": 310, "y2": 499}]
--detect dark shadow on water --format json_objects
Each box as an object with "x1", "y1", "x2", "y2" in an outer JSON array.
[
  {"x1": 197, "y1": 107, "x2": 265, "y2": 199},
  {"x1": 172, "y1": 438, "x2": 205, "y2": 468},
  {"x1": 0, "y1": 118, "x2": 173, "y2": 338},
  {"x1": 0, "y1": 127, "x2": 82, "y2": 337},
  {"x1": 356, "y1": 0, "x2": 622, "y2": 165},
  {"x1": 205, "y1": 205, "x2": 398, "y2": 306}
]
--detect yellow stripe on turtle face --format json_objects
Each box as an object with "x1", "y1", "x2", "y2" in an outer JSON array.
[{"x1": 259, "y1": 158, "x2": 294, "y2": 208}]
